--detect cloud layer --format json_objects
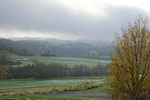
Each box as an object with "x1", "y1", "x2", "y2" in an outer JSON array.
[{"x1": 0, "y1": 0, "x2": 148, "y2": 41}]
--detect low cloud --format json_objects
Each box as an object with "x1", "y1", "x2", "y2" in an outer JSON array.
[{"x1": 0, "y1": 0, "x2": 148, "y2": 41}]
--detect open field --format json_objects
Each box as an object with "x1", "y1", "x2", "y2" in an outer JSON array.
[
  {"x1": 3, "y1": 56, "x2": 110, "y2": 99},
  {"x1": 0, "y1": 77, "x2": 104, "y2": 90},
  {"x1": 0, "y1": 77, "x2": 108, "y2": 97},
  {"x1": 10, "y1": 56, "x2": 111, "y2": 67},
  {"x1": 0, "y1": 95, "x2": 110, "y2": 100}
]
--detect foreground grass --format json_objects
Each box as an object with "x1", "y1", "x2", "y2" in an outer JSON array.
[
  {"x1": 11, "y1": 55, "x2": 110, "y2": 67},
  {"x1": 0, "y1": 78, "x2": 102, "y2": 90},
  {"x1": 0, "y1": 95, "x2": 110, "y2": 100},
  {"x1": 0, "y1": 77, "x2": 109, "y2": 99},
  {"x1": 0, "y1": 78, "x2": 106, "y2": 95}
]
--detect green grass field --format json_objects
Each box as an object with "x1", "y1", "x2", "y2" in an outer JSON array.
[
  {"x1": 0, "y1": 77, "x2": 104, "y2": 90},
  {"x1": 10, "y1": 56, "x2": 111, "y2": 67},
  {"x1": 0, "y1": 95, "x2": 110, "y2": 100},
  {"x1": 3, "y1": 56, "x2": 110, "y2": 99}
]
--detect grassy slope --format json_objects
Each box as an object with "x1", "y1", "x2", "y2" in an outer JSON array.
[
  {"x1": 11, "y1": 56, "x2": 110, "y2": 67},
  {"x1": 0, "y1": 78, "x2": 103, "y2": 90}
]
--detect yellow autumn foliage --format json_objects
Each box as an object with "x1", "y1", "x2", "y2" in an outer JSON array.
[{"x1": 107, "y1": 17, "x2": 150, "y2": 100}]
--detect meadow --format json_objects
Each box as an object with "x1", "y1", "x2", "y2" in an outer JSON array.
[
  {"x1": 0, "y1": 77, "x2": 107, "y2": 96},
  {"x1": 2, "y1": 56, "x2": 110, "y2": 99},
  {"x1": 0, "y1": 77, "x2": 104, "y2": 90},
  {"x1": 0, "y1": 95, "x2": 110, "y2": 100},
  {"x1": 10, "y1": 55, "x2": 111, "y2": 67}
]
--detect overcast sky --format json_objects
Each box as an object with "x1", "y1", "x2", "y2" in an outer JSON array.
[{"x1": 0, "y1": 0, "x2": 149, "y2": 41}]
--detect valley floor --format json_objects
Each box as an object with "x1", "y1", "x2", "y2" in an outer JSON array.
[{"x1": 0, "y1": 77, "x2": 110, "y2": 99}]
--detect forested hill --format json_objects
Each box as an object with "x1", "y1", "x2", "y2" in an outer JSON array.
[
  {"x1": 0, "y1": 38, "x2": 113, "y2": 58},
  {"x1": 57, "y1": 43, "x2": 113, "y2": 58},
  {"x1": 0, "y1": 38, "x2": 35, "y2": 56},
  {"x1": 57, "y1": 43, "x2": 96, "y2": 57},
  {"x1": 15, "y1": 39, "x2": 113, "y2": 58}
]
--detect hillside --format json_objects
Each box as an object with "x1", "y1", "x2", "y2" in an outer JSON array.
[
  {"x1": 0, "y1": 38, "x2": 35, "y2": 56},
  {"x1": 15, "y1": 39, "x2": 113, "y2": 58},
  {"x1": 0, "y1": 38, "x2": 113, "y2": 58}
]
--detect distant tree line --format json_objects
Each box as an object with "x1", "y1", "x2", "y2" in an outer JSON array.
[
  {"x1": 7, "y1": 62, "x2": 110, "y2": 79},
  {"x1": 0, "y1": 38, "x2": 113, "y2": 58},
  {"x1": 0, "y1": 47, "x2": 110, "y2": 79}
]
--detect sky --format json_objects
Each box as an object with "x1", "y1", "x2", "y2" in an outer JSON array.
[{"x1": 0, "y1": 0, "x2": 149, "y2": 41}]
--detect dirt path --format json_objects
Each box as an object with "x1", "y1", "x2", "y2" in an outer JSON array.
[{"x1": 42, "y1": 93, "x2": 111, "y2": 98}]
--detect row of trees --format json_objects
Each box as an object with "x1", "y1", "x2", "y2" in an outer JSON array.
[{"x1": 6, "y1": 62, "x2": 110, "y2": 79}]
